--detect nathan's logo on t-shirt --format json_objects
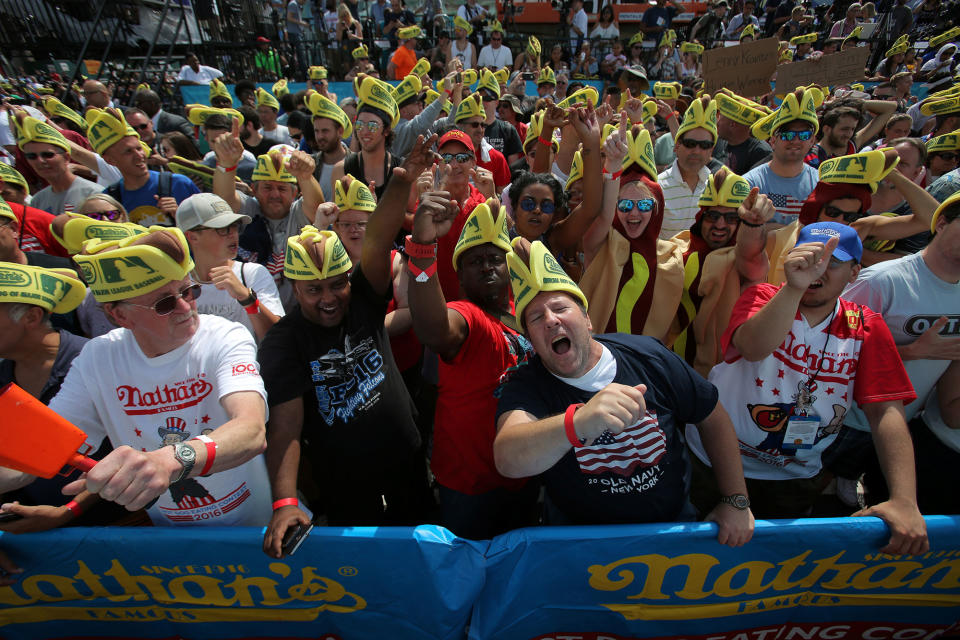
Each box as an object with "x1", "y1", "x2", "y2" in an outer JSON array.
[
  {"x1": 116, "y1": 375, "x2": 214, "y2": 415},
  {"x1": 904, "y1": 314, "x2": 960, "y2": 337}
]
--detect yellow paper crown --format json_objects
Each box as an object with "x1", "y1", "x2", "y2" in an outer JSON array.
[
  {"x1": 209, "y1": 78, "x2": 232, "y2": 104},
  {"x1": 565, "y1": 151, "x2": 583, "y2": 190},
  {"x1": 780, "y1": 48, "x2": 794, "y2": 63},
  {"x1": 0, "y1": 199, "x2": 14, "y2": 223},
  {"x1": 353, "y1": 44, "x2": 370, "y2": 59},
  {"x1": 629, "y1": 32, "x2": 645, "y2": 48},
  {"x1": 681, "y1": 42, "x2": 704, "y2": 55},
  {"x1": 850, "y1": 83, "x2": 865, "y2": 91},
  {"x1": 489, "y1": 19, "x2": 504, "y2": 34},
  {"x1": 843, "y1": 25, "x2": 863, "y2": 46},
  {"x1": 623, "y1": 127, "x2": 658, "y2": 181},
  {"x1": 886, "y1": 40, "x2": 909, "y2": 58},
  {"x1": 437, "y1": 69, "x2": 478, "y2": 94},
  {"x1": 751, "y1": 88, "x2": 822, "y2": 140},
  {"x1": 74, "y1": 227, "x2": 194, "y2": 302},
  {"x1": 478, "y1": 69, "x2": 501, "y2": 98},
  {"x1": 659, "y1": 29, "x2": 677, "y2": 49},
  {"x1": 653, "y1": 81, "x2": 681, "y2": 100},
  {"x1": 818, "y1": 149, "x2": 900, "y2": 193},
  {"x1": 135, "y1": 83, "x2": 150, "y2": 93},
  {"x1": 698, "y1": 169, "x2": 751, "y2": 209},
  {"x1": 790, "y1": 32, "x2": 817, "y2": 45},
  {"x1": 676, "y1": 96, "x2": 718, "y2": 142},
  {"x1": 273, "y1": 79, "x2": 290, "y2": 98},
  {"x1": 255, "y1": 87, "x2": 280, "y2": 111},
  {"x1": 455, "y1": 94, "x2": 485, "y2": 123},
  {"x1": 411, "y1": 57, "x2": 431, "y2": 77},
  {"x1": 185, "y1": 105, "x2": 243, "y2": 127},
  {"x1": 452, "y1": 201, "x2": 512, "y2": 270},
  {"x1": 454, "y1": 16, "x2": 473, "y2": 36},
  {"x1": 741, "y1": 24, "x2": 757, "y2": 41},
  {"x1": 11, "y1": 112, "x2": 69, "y2": 152},
  {"x1": 398, "y1": 25, "x2": 422, "y2": 40},
  {"x1": 537, "y1": 66, "x2": 556, "y2": 86},
  {"x1": 334, "y1": 179, "x2": 377, "y2": 212},
  {"x1": 527, "y1": 36, "x2": 541, "y2": 57},
  {"x1": 309, "y1": 66, "x2": 328, "y2": 80},
  {"x1": 0, "y1": 163, "x2": 28, "y2": 191},
  {"x1": 41, "y1": 97, "x2": 87, "y2": 132},
  {"x1": 641, "y1": 100, "x2": 658, "y2": 124},
  {"x1": 493, "y1": 68, "x2": 510, "y2": 86},
  {"x1": 51, "y1": 213, "x2": 147, "y2": 255},
  {"x1": 557, "y1": 87, "x2": 599, "y2": 109},
  {"x1": 930, "y1": 27, "x2": 960, "y2": 49},
  {"x1": 84, "y1": 107, "x2": 137, "y2": 155},
  {"x1": 920, "y1": 95, "x2": 960, "y2": 116},
  {"x1": 285, "y1": 226, "x2": 353, "y2": 281},
  {"x1": 507, "y1": 238, "x2": 588, "y2": 329},
  {"x1": 927, "y1": 129, "x2": 960, "y2": 154},
  {"x1": 252, "y1": 148, "x2": 298, "y2": 184},
  {"x1": 357, "y1": 76, "x2": 400, "y2": 128},
  {"x1": 392, "y1": 74, "x2": 423, "y2": 106},
  {"x1": 306, "y1": 91, "x2": 353, "y2": 138},
  {"x1": 0, "y1": 263, "x2": 86, "y2": 314},
  {"x1": 424, "y1": 89, "x2": 452, "y2": 112},
  {"x1": 524, "y1": 111, "x2": 545, "y2": 151}
]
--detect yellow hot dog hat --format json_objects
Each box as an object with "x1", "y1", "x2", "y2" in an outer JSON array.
[
  {"x1": 740, "y1": 24, "x2": 757, "y2": 41},
  {"x1": 818, "y1": 148, "x2": 900, "y2": 193},
  {"x1": 0, "y1": 163, "x2": 28, "y2": 191},
  {"x1": 424, "y1": 89, "x2": 452, "y2": 112},
  {"x1": 84, "y1": 107, "x2": 138, "y2": 156},
  {"x1": 681, "y1": 42, "x2": 704, "y2": 55},
  {"x1": 675, "y1": 95, "x2": 718, "y2": 143},
  {"x1": 920, "y1": 94, "x2": 960, "y2": 117},
  {"x1": 751, "y1": 87, "x2": 823, "y2": 140},
  {"x1": 272, "y1": 79, "x2": 290, "y2": 98},
  {"x1": 308, "y1": 66, "x2": 328, "y2": 81},
  {"x1": 454, "y1": 16, "x2": 473, "y2": 36},
  {"x1": 493, "y1": 67, "x2": 510, "y2": 86},
  {"x1": 392, "y1": 74, "x2": 423, "y2": 105},
  {"x1": 74, "y1": 227, "x2": 194, "y2": 302},
  {"x1": 10, "y1": 111, "x2": 69, "y2": 152},
  {"x1": 478, "y1": 69, "x2": 501, "y2": 99},
  {"x1": 50, "y1": 213, "x2": 147, "y2": 256},
  {"x1": 929, "y1": 27, "x2": 960, "y2": 49},
  {"x1": 306, "y1": 91, "x2": 353, "y2": 139},
  {"x1": 251, "y1": 147, "x2": 298, "y2": 184},
  {"x1": 790, "y1": 32, "x2": 817, "y2": 45},
  {"x1": 452, "y1": 201, "x2": 512, "y2": 271},
  {"x1": 411, "y1": 57, "x2": 431, "y2": 78},
  {"x1": 715, "y1": 90, "x2": 770, "y2": 126},
  {"x1": 353, "y1": 44, "x2": 370, "y2": 59},
  {"x1": 623, "y1": 127, "x2": 658, "y2": 181},
  {"x1": 455, "y1": 94, "x2": 486, "y2": 123},
  {"x1": 357, "y1": 76, "x2": 400, "y2": 128},
  {"x1": 523, "y1": 111, "x2": 559, "y2": 153},
  {"x1": 284, "y1": 225, "x2": 353, "y2": 281},
  {"x1": 527, "y1": 36, "x2": 541, "y2": 58},
  {"x1": 653, "y1": 81, "x2": 682, "y2": 101},
  {"x1": 437, "y1": 69, "x2": 478, "y2": 94},
  {"x1": 885, "y1": 36, "x2": 910, "y2": 58},
  {"x1": 209, "y1": 78, "x2": 233, "y2": 105},
  {"x1": 255, "y1": 87, "x2": 280, "y2": 111},
  {"x1": 0, "y1": 262, "x2": 86, "y2": 314},
  {"x1": 185, "y1": 104, "x2": 244, "y2": 127},
  {"x1": 489, "y1": 20, "x2": 504, "y2": 34},
  {"x1": 537, "y1": 66, "x2": 556, "y2": 86},
  {"x1": 507, "y1": 237, "x2": 587, "y2": 329},
  {"x1": 698, "y1": 168, "x2": 751, "y2": 208},
  {"x1": 41, "y1": 97, "x2": 87, "y2": 132},
  {"x1": 565, "y1": 150, "x2": 583, "y2": 190},
  {"x1": 398, "y1": 25, "x2": 422, "y2": 40},
  {"x1": 557, "y1": 86, "x2": 599, "y2": 109},
  {"x1": 927, "y1": 129, "x2": 960, "y2": 154},
  {"x1": 659, "y1": 29, "x2": 677, "y2": 49},
  {"x1": 334, "y1": 178, "x2": 377, "y2": 213}
]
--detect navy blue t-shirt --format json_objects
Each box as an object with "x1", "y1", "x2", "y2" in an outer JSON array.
[{"x1": 496, "y1": 333, "x2": 718, "y2": 525}]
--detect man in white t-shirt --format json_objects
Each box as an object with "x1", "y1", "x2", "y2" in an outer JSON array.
[
  {"x1": 45, "y1": 227, "x2": 272, "y2": 526},
  {"x1": 177, "y1": 193, "x2": 284, "y2": 341},
  {"x1": 177, "y1": 52, "x2": 225, "y2": 86},
  {"x1": 567, "y1": 0, "x2": 589, "y2": 52},
  {"x1": 686, "y1": 222, "x2": 927, "y2": 555}
]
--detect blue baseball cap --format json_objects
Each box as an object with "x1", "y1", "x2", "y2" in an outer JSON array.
[{"x1": 795, "y1": 221, "x2": 862, "y2": 263}]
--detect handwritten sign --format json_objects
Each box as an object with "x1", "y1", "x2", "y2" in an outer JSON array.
[
  {"x1": 774, "y1": 47, "x2": 871, "y2": 93},
  {"x1": 702, "y1": 38, "x2": 780, "y2": 97}
]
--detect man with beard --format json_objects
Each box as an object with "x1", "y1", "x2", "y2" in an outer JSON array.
[
  {"x1": 805, "y1": 103, "x2": 896, "y2": 169},
  {"x1": 306, "y1": 92, "x2": 352, "y2": 204},
  {"x1": 237, "y1": 106, "x2": 274, "y2": 158}
]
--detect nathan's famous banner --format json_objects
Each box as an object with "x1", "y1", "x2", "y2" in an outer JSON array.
[
  {"x1": 470, "y1": 516, "x2": 960, "y2": 640},
  {"x1": 0, "y1": 525, "x2": 487, "y2": 640}
]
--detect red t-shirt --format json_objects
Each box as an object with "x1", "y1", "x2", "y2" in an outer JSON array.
[
  {"x1": 387, "y1": 249, "x2": 423, "y2": 373},
  {"x1": 437, "y1": 183, "x2": 487, "y2": 303},
  {"x1": 432, "y1": 300, "x2": 531, "y2": 494},
  {"x1": 478, "y1": 147, "x2": 511, "y2": 191},
  {"x1": 9, "y1": 202, "x2": 68, "y2": 257}
]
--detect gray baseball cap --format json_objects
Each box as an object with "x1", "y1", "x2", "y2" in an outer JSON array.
[{"x1": 175, "y1": 193, "x2": 251, "y2": 231}]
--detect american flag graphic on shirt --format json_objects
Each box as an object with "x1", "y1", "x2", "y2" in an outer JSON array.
[
  {"x1": 576, "y1": 410, "x2": 667, "y2": 476},
  {"x1": 768, "y1": 193, "x2": 803, "y2": 223},
  {"x1": 266, "y1": 249, "x2": 285, "y2": 278},
  {"x1": 20, "y1": 235, "x2": 44, "y2": 253}
]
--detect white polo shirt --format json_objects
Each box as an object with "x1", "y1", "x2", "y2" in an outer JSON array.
[{"x1": 657, "y1": 160, "x2": 711, "y2": 240}]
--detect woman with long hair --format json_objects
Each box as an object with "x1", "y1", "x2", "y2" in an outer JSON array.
[{"x1": 159, "y1": 132, "x2": 203, "y2": 160}]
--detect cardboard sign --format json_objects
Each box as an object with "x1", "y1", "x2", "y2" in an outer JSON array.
[
  {"x1": 702, "y1": 38, "x2": 780, "y2": 97},
  {"x1": 774, "y1": 47, "x2": 871, "y2": 93}
]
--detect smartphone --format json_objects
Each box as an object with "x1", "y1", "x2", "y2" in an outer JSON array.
[
  {"x1": 455, "y1": 72, "x2": 462, "y2": 84},
  {"x1": 522, "y1": 72, "x2": 535, "y2": 80},
  {"x1": 434, "y1": 161, "x2": 450, "y2": 191},
  {"x1": 281, "y1": 522, "x2": 314, "y2": 557},
  {"x1": 0, "y1": 512, "x2": 23, "y2": 524}
]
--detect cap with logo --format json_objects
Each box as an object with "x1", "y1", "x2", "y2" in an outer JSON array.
[
  {"x1": 176, "y1": 193, "x2": 252, "y2": 231},
  {"x1": 795, "y1": 221, "x2": 863, "y2": 263}
]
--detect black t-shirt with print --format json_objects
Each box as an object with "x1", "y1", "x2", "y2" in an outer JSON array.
[{"x1": 484, "y1": 119, "x2": 523, "y2": 159}]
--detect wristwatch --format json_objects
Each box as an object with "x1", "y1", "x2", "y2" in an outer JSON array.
[
  {"x1": 720, "y1": 493, "x2": 750, "y2": 510},
  {"x1": 238, "y1": 289, "x2": 257, "y2": 307},
  {"x1": 170, "y1": 442, "x2": 197, "y2": 484}
]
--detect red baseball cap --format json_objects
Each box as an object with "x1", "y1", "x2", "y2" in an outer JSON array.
[
  {"x1": 256, "y1": 36, "x2": 270, "y2": 43},
  {"x1": 437, "y1": 129, "x2": 475, "y2": 154}
]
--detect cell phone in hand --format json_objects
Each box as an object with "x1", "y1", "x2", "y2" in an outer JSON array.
[
  {"x1": 0, "y1": 512, "x2": 23, "y2": 524},
  {"x1": 522, "y1": 72, "x2": 535, "y2": 80},
  {"x1": 281, "y1": 521, "x2": 314, "y2": 557},
  {"x1": 455, "y1": 72, "x2": 462, "y2": 84}
]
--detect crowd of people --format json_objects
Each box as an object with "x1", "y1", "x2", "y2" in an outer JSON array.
[{"x1": 5, "y1": 0, "x2": 960, "y2": 584}]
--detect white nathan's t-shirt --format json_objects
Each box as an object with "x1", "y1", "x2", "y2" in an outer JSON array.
[
  {"x1": 49, "y1": 315, "x2": 272, "y2": 526},
  {"x1": 196, "y1": 261, "x2": 285, "y2": 338}
]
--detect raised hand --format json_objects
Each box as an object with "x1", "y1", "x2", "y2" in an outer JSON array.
[
  {"x1": 412, "y1": 190, "x2": 459, "y2": 244},
  {"x1": 212, "y1": 116, "x2": 245, "y2": 169},
  {"x1": 571, "y1": 383, "x2": 648, "y2": 443},
  {"x1": 783, "y1": 235, "x2": 839, "y2": 293},
  {"x1": 286, "y1": 150, "x2": 316, "y2": 182},
  {"x1": 602, "y1": 112, "x2": 629, "y2": 174},
  {"x1": 395, "y1": 133, "x2": 439, "y2": 183},
  {"x1": 737, "y1": 187, "x2": 775, "y2": 227}
]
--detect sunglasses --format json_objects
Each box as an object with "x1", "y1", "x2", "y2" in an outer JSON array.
[
  {"x1": 440, "y1": 152, "x2": 474, "y2": 164},
  {"x1": 480, "y1": 93, "x2": 498, "y2": 102},
  {"x1": 463, "y1": 121, "x2": 484, "y2": 129},
  {"x1": 24, "y1": 150, "x2": 63, "y2": 160},
  {"x1": 702, "y1": 210, "x2": 740, "y2": 224},
  {"x1": 935, "y1": 152, "x2": 959, "y2": 162},
  {"x1": 193, "y1": 221, "x2": 242, "y2": 235},
  {"x1": 290, "y1": 132, "x2": 303, "y2": 141},
  {"x1": 823, "y1": 205, "x2": 862, "y2": 223},
  {"x1": 132, "y1": 123, "x2": 151, "y2": 131},
  {"x1": 356, "y1": 120, "x2": 383, "y2": 132},
  {"x1": 519, "y1": 197, "x2": 556, "y2": 215},
  {"x1": 776, "y1": 130, "x2": 813, "y2": 142},
  {"x1": 617, "y1": 198, "x2": 656, "y2": 213},
  {"x1": 679, "y1": 138, "x2": 714, "y2": 150},
  {"x1": 124, "y1": 283, "x2": 201, "y2": 316},
  {"x1": 85, "y1": 209, "x2": 123, "y2": 222}
]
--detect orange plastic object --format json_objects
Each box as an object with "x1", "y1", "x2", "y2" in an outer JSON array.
[{"x1": 0, "y1": 382, "x2": 96, "y2": 478}]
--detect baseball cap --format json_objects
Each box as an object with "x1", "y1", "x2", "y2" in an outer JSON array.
[
  {"x1": 438, "y1": 129, "x2": 475, "y2": 153},
  {"x1": 256, "y1": 36, "x2": 270, "y2": 43},
  {"x1": 176, "y1": 193, "x2": 252, "y2": 231},
  {"x1": 795, "y1": 221, "x2": 862, "y2": 263}
]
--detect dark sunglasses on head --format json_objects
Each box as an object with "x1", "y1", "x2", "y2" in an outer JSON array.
[
  {"x1": 679, "y1": 138, "x2": 713, "y2": 150},
  {"x1": 703, "y1": 210, "x2": 740, "y2": 224},
  {"x1": 124, "y1": 283, "x2": 201, "y2": 316},
  {"x1": 617, "y1": 198, "x2": 656, "y2": 213},
  {"x1": 86, "y1": 209, "x2": 123, "y2": 222},
  {"x1": 519, "y1": 196, "x2": 556, "y2": 215},
  {"x1": 823, "y1": 205, "x2": 862, "y2": 223},
  {"x1": 777, "y1": 130, "x2": 813, "y2": 142},
  {"x1": 440, "y1": 152, "x2": 474, "y2": 164},
  {"x1": 192, "y1": 221, "x2": 242, "y2": 236},
  {"x1": 935, "y1": 152, "x2": 959, "y2": 162},
  {"x1": 24, "y1": 150, "x2": 63, "y2": 160}
]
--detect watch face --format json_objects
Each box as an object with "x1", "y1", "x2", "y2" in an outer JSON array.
[
  {"x1": 176, "y1": 442, "x2": 197, "y2": 464},
  {"x1": 731, "y1": 494, "x2": 749, "y2": 509}
]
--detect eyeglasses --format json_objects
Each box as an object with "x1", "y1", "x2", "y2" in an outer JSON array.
[
  {"x1": 519, "y1": 197, "x2": 556, "y2": 215},
  {"x1": 679, "y1": 138, "x2": 714, "y2": 150},
  {"x1": 935, "y1": 152, "x2": 959, "y2": 162},
  {"x1": 290, "y1": 132, "x2": 303, "y2": 141},
  {"x1": 822, "y1": 205, "x2": 862, "y2": 223},
  {"x1": 617, "y1": 198, "x2": 656, "y2": 213},
  {"x1": 192, "y1": 221, "x2": 242, "y2": 235},
  {"x1": 702, "y1": 210, "x2": 740, "y2": 224},
  {"x1": 440, "y1": 152, "x2": 474, "y2": 164},
  {"x1": 124, "y1": 283, "x2": 202, "y2": 316},
  {"x1": 776, "y1": 130, "x2": 814, "y2": 142},
  {"x1": 85, "y1": 209, "x2": 123, "y2": 222},
  {"x1": 131, "y1": 123, "x2": 151, "y2": 131},
  {"x1": 336, "y1": 221, "x2": 368, "y2": 230},
  {"x1": 463, "y1": 121, "x2": 484, "y2": 129},
  {"x1": 356, "y1": 120, "x2": 383, "y2": 132},
  {"x1": 480, "y1": 92, "x2": 498, "y2": 102},
  {"x1": 23, "y1": 150, "x2": 63, "y2": 160}
]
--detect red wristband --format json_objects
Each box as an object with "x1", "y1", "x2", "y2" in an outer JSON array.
[
  {"x1": 272, "y1": 498, "x2": 299, "y2": 510},
  {"x1": 564, "y1": 403, "x2": 586, "y2": 448},
  {"x1": 404, "y1": 235, "x2": 437, "y2": 259},
  {"x1": 193, "y1": 435, "x2": 217, "y2": 476},
  {"x1": 538, "y1": 135, "x2": 552, "y2": 147},
  {"x1": 408, "y1": 259, "x2": 437, "y2": 283},
  {"x1": 65, "y1": 500, "x2": 82, "y2": 517},
  {"x1": 217, "y1": 163, "x2": 239, "y2": 173},
  {"x1": 611, "y1": 169, "x2": 623, "y2": 180},
  {"x1": 244, "y1": 299, "x2": 260, "y2": 315}
]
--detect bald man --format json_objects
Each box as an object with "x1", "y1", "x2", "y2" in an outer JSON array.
[{"x1": 81, "y1": 80, "x2": 113, "y2": 110}]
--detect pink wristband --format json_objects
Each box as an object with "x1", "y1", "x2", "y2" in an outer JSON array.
[{"x1": 65, "y1": 500, "x2": 82, "y2": 517}]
